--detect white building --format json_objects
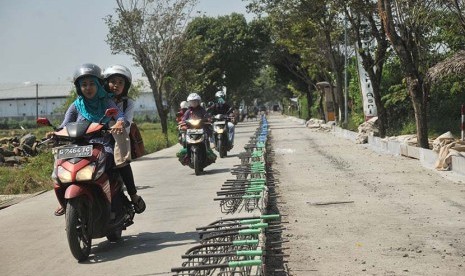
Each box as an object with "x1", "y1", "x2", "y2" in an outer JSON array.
[{"x1": 0, "y1": 82, "x2": 158, "y2": 120}]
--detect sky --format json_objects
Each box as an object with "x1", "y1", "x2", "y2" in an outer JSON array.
[{"x1": 0, "y1": 0, "x2": 251, "y2": 84}]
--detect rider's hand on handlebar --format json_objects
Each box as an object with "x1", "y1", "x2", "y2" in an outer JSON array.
[
  {"x1": 110, "y1": 120, "x2": 124, "y2": 135},
  {"x1": 45, "y1": 131, "x2": 55, "y2": 139}
]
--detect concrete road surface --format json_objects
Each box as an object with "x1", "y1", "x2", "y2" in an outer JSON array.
[
  {"x1": 269, "y1": 115, "x2": 465, "y2": 275},
  {"x1": 0, "y1": 119, "x2": 260, "y2": 276}
]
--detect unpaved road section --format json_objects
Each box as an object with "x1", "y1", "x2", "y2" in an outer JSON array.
[{"x1": 270, "y1": 115, "x2": 465, "y2": 276}]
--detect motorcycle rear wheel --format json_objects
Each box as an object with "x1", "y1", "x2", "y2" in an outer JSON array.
[{"x1": 66, "y1": 198, "x2": 92, "y2": 262}]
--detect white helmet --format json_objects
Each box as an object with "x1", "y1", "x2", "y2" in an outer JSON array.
[
  {"x1": 180, "y1": 101, "x2": 189, "y2": 109},
  {"x1": 103, "y1": 64, "x2": 132, "y2": 94},
  {"x1": 215, "y1": 91, "x2": 225, "y2": 98},
  {"x1": 187, "y1": 93, "x2": 201, "y2": 101}
]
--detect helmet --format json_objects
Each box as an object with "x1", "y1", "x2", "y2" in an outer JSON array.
[
  {"x1": 180, "y1": 101, "x2": 189, "y2": 109},
  {"x1": 73, "y1": 63, "x2": 103, "y2": 85},
  {"x1": 187, "y1": 93, "x2": 201, "y2": 102},
  {"x1": 103, "y1": 64, "x2": 132, "y2": 95},
  {"x1": 215, "y1": 91, "x2": 225, "y2": 98}
]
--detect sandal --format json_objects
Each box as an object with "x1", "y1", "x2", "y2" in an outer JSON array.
[
  {"x1": 133, "y1": 196, "x2": 146, "y2": 214},
  {"x1": 54, "y1": 206, "x2": 65, "y2": 216}
]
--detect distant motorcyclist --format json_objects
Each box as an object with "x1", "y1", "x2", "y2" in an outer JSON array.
[
  {"x1": 182, "y1": 93, "x2": 212, "y2": 141},
  {"x1": 208, "y1": 91, "x2": 235, "y2": 147},
  {"x1": 182, "y1": 93, "x2": 209, "y2": 122}
]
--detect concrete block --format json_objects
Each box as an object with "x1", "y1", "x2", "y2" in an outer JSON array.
[
  {"x1": 380, "y1": 139, "x2": 388, "y2": 151},
  {"x1": 451, "y1": 156, "x2": 465, "y2": 176},
  {"x1": 419, "y1": 148, "x2": 438, "y2": 169},
  {"x1": 368, "y1": 134, "x2": 374, "y2": 145},
  {"x1": 406, "y1": 145, "x2": 420, "y2": 159},
  {"x1": 400, "y1": 144, "x2": 408, "y2": 156},
  {"x1": 387, "y1": 141, "x2": 401, "y2": 156}
]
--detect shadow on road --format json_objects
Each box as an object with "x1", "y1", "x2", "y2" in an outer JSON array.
[
  {"x1": 205, "y1": 168, "x2": 231, "y2": 174},
  {"x1": 84, "y1": 231, "x2": 198, "y2": 264},
  {"x1": 135, "y1": 185, "x2": 155, "y2": 191},
  {"x1": 139, "y1": 155, "x2": 176, "y2": 161}
]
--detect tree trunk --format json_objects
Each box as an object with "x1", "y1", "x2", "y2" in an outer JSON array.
[
  {"x1": 407, "y1": 77, "x2": 429, "y2": 148},
  {"x1": 334, "y1": 70, "x2": 345, "y2": 123},
  {"x1": 156, "y1": 81, "x2": 170, "y2": 148},
  {"x1": 145, "y1": 72, "x2": 170, "y2": 147},
  {"x1": 370, "y1": 78, "x2": 387, "y2": 137},
  {"x1": 325, "y1": 48, "x2": 345, "y2": 123},
  {"x1": 378, "y1": 0, "x2": 428, "y2": 148},
  {"x1": 306, "y1": 84, "x2": 313, "y2": 119},
  {"x1": 318, "y1": 91, "x2": 325, "y2": 121}
]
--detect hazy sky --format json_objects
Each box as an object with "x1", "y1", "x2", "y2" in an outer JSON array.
[{"x1": 0, "y1": 0, "x2": 251, "y2": 84}]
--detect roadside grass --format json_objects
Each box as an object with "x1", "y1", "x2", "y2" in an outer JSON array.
[
  {"x1": 0, "y1": 152, "x2": 54, "y2": 194},
  {"x1": 0, "y1": 122, "x2": 178, "y2": 195}
]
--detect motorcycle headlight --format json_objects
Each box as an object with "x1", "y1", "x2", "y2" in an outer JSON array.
[
  {"x1": 57, "y1": 166, "x2": 73, "y2": 183},
  {"x1": 189, "y1": 119, "x2": 201, "y2": 126},
  {"x1": 214, "y1": 125, "x2": 224, "y2": 133},
  {"x1": 76, "y1": 163, "x2": 96, "y2": 181}
]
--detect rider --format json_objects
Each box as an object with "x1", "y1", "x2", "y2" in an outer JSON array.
[
  {"x1": 181, "y1": 93, "x2": 212, "y2": 159},
  {"x1": 182, "y1": 93, "x2": 210, "y2": 126},
  {"x1": 103, "y1": 64, "x2": 146, "y2": 214},
  {"x1": 176, "y1": 101, "x2": 189, "y2": 123},
  {"x1": 53, "y1": 63, "x2": 127, "y2": 216},
  {"x1": 208, "y1": 91, "x2": 235, "y2": 147}
]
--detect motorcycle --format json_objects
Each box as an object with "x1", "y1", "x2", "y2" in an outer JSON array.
[
  {"x1": 179, "y1": 118, "x2": 216, "y2": 175},
  {"x1": 37, "y1": 108, "x2": 135, "y2": 262},
  {"x1": 212, "y1": 114, "x2": 234, "y2": 158}
]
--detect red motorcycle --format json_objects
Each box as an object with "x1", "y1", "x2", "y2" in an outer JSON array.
[{"x1": 37, "y1": 108, "x2": 135, "y2": 262}]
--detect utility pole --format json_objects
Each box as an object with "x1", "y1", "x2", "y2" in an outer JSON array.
[
  {"x1": 36, "y1": 83, "x2": 39, "y2": 120},
  {"x1": 344, "y1": 16, "x2": 348, "y2": 125}
]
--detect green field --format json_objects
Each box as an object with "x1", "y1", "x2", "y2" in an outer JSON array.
[{"x1": 0, "y1": 122, "x2": 178, "y2": 194}]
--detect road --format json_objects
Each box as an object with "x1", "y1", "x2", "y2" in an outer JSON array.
[
  {"x1": 269, "y1": 115, "x2": 465, "y2": 275},
  {"x1": 4, "y1": 114, "x2": 465, "y2": 276},
  {"x1": 0, "y1": 119, "x2": 260, "y2": 276}
]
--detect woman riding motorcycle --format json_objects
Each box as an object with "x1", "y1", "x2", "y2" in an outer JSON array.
[
  {"x1": 103, "y1": 64, "x2": 146, "y2": 214},
  {"x1": 52, "y1": 63, "x2": 128, "y2": 216}
]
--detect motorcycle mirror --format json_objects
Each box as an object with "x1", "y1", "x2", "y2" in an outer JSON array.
[
  {"x1": 37, "y1": 117, "x2": 52, "y2": 127},
  {"x1": 105, "y1": 108, "x2": 118, "y2": 118}
]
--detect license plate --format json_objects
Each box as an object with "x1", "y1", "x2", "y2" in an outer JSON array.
[
  {"x1": 57, "y1": 145, "x2": 93, "y2": 159},
  {"x1": 187, "y1": 129, "x2": 204, "y2": 134}
]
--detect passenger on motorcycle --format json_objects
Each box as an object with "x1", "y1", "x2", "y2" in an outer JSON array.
[
  {"x1": 52, "y1": 63, "x2": 128, "y2": 216},
  {"x1": 208, "y1": 91, "x2": 235, "y2": 147},
  {"x1": 103, "y1": 64, "x2": 146, "y2": 214},
  {"x1": 176, "y1": 101, "x2": 189, "y2": 123}
]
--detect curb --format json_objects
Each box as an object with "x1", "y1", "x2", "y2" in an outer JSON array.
[
  {"x1": 0, "y1": 190, "x2": 48, "y2": 210},
  {"x1": 332, "y1": 125, "x2": 441, "y2": 170},
  {"x1": 284, "y1": 116, "x2": 465, "y2": 176}
]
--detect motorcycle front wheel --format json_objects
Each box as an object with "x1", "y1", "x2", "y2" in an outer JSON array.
[
  {"x1": 66, "y1": 197, "x2": 92, "y2": 262},
  {"x1": 192, "y1": 150, "x2": 202, "y2": 175},
  {"x1": 106, "y1": 229, "x2": 122, "y2": 242},
  {"x1": 218, "y1": 139, "x2": 226, "y2": 158}
]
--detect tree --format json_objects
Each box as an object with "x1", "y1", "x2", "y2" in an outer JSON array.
[
  {"x1": 341, "y1": 0, "x2": 390, "y2": 137},
  {"x1": 247, "y1": 0, "x2": 347, "y2": 122},
  {"x1": 378, "y1": 0, "x2": 444, "y2": 148},
  {"x1": 182, "y1": 14, "x2": 270, "y2": 103},
  {"x1": 105, "y1": 0, "x2": 197, "y2": 146}
]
